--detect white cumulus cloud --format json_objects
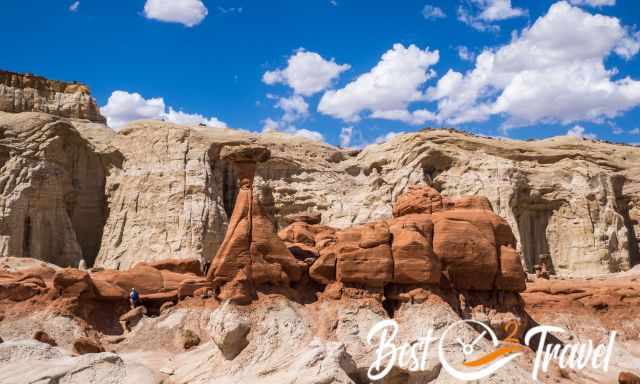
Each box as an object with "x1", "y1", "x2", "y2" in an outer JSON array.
[
  {"x1": 101, "y1": 91, "x2": 227, "y2": 129},
  {"x1": 422, "y1": 5, "x2": 446, "y2": 20},
  {"x1": 458, "y1": 0, "x2": 527, "y2": 31},
  {"x1": 568, "y1": 0, "x2": 615, "y2": 7},
  {"x1": 162, "y1": 107, "x2": 227, "y2": 128},
  {"x1": 276, "y1": 95, "x2": 309, "y2": 123},
  {"x1": 456, "y1": 45, "x2": 475, "y2": 61},
  {"x1": 69, "y1": 1, "x2": 80, "y2": 12},
  {"x1": 263, "y1": 49, "x2": 350, "y2": 96},
  {"x1": 375, "y1": 131, "x2": 406, "y2": 144},
  {"x1": 143, "y1": 0, "x2": 208, "y2": 27},
  {"x1": 428, "y1": 1, "x2": 640, "y2": 130},
  {"x1": 567, "y1": 125, "x2": 597, "y2": 139},
  {"x1": 318, "y1": 43, "x2": 439, "y2": 124},
  {"x1": 261, "y1": 118, "x2": 324, "y2": 142}
]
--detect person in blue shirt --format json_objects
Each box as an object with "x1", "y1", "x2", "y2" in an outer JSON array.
[{"x1": 129, "y1": 288, "x2": 140, "y2": 309}]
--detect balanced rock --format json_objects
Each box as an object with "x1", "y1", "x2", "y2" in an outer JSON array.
[{"x1": 207, "y1": 144, "x2": 306, "y2": 302}]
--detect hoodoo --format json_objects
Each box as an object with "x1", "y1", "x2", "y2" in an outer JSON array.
[{"x1": 206, "y1": 144, "x2": 307, "y2": 303}]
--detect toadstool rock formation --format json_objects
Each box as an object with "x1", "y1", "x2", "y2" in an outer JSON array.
[{"x1": 206, "y1": 144, "x2": 307, "y2": 303}]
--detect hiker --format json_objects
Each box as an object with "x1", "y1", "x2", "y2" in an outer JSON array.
[{"x1": 129, "y1": 287, "x2": 140, "y2": 309}]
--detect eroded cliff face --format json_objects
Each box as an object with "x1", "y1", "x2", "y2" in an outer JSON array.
[
  {"x1": 0, "y1": 107, "x2": 638, "y2": 276},
  {"x1": 94, "y1": 122, "x2": 242, "y2": 270},
  {"x1": 0, "y1": 70, "x2": 105, "y2": 123},
  {"x1": 350, "y1": 132, "x2": 640, "y2": 276},
  {"x1": 0, "y1": 112, "x2": 119, "y2": 267}
]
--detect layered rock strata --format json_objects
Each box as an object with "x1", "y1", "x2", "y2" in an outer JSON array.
[
  {"x1": 0, "y1": 70, "x2": 105, "y2": 123},
  {"x1": 0, "y1": 112, "x2": 120, "y2": 267},
  {"x1": 0, "y1": 102, "x2": 638, "y2": 277}
]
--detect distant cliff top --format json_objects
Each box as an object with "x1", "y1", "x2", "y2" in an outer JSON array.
[
  {"x1": 0, "y1": 70, "x2": 93, "y2": 94},
  {"x1": 0, "y1": 69, "x2": 105, "y2": 123}
]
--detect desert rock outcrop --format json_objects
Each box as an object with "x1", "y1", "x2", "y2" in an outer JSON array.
[
  {"x1": 0, "y1": 112, "x2": 118, "y2": 267},
  {"x1": 206, "y1": 144, "x2": 307, "y2": 303},
  {"x1": 284, "y1": 186, "x2": 526, "y2": 292},
  {"x1": 0, "y1": 70, "x2": 105, "y2": 123},
  {"x1": 0, "y1": 71, "x2": 639, "y2": 279}
]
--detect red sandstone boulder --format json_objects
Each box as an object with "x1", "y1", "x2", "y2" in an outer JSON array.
[
  {"x1": 333, "y1": 222, "x2": 394, "y2": 287},
  {"x1": 33, "y1": 330, "x2": 57, "y2": 346},
  {"x1": 495, "y1": 246, "x2": 526, "y2": 292},
  {"x1": 309, "y1": 244, "x2": 338, "y2": 285},
  {"x1": 277, "y1": 222, "x2": 316, "y2": 246},
  {"x1": 432, "y1": 211, "x2": 498, "y2": 290},
  {"x1": 393, "y1": 185, "x2": 447, "y2": 217},
  {"x1": 619, "y1": 371, "x2": 640, "y2": 384},
  {"x1": 0, "y1": 271, "x2": 47, "y2": 301},
  {"x1": 53, "y1": 268, "x2": 95, "y2": 298},
  {"x1": 387, "y1": 214, "x2": 441, "y2": 284},
  {"x1": 336, "y1": 243, "x2": 393, "y2": 287},
  {"x1": 453, "y1": 196, "x2": 493, "y2": 210},
  {"x1": 142, "y1": 258, "x2": 203, "y2": 276}
]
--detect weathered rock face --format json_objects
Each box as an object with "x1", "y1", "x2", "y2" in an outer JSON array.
[
  {"x1": 94, "y1": 122, "x2": 251, "y2": 270},
  {"x1": 1, "y1": 103, "x2": 639, "y2": 277},
  {"x1": 0, "y1": 112, "x2": 118, "y2": 267},
  {"x1": 349, "y1": 132, "x2": 640, "y2": 277},
  {"x1": 0, "y1": 70, "x2": 105, "y2": 123}
]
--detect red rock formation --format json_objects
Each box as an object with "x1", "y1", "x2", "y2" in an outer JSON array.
[
  {"x1": 206, "y1": 145, "x2": 306, "y2": 303},
  {"x1": 298, "y1": 185, "x2": 526, "y2": 292},
  {"x1": 387, "y1": 214, "x2": 440, "y2": 284}
]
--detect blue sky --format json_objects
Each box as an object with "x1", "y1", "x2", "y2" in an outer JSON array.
[{"x1": 1, "y1": 0, "x2": 640, "y2": 146}]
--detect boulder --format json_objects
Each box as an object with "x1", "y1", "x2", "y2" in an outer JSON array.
[
  {"x1": 0, "y1": 273, "x2": 44, "y2": 301},
  {"x1": 336, "y1": 243, "x2": 393, "y2": 287},
  {"x1": 119, "y1": 306, "x2": 146, "y2": 332},
  {"x1": 33, "y1": 331, "x2": 57, "y2": 346},
  {"x1": 209, "y1": 301, "x2": 251, "y2": 360},
  {"x1": 432, "y1": 211, "x2": 498, "y2": 290},
  {"x1": 392, "y1": 185, "x2": 446, "y2": 217},
  {"x1": 53, "y1": 268, "x2": 94, "y2": 298},
  {"x1": 495, "y1": 245, "x2": 527, "y2": 292},
  {"x1": 453, "y1": 195, "x2": 493, "y2": 210},
  {"x1": 388, "y1": 215, "x2": 440, "y2": 285},
  {"x1": 278, "y1": 222, "x2": 316, "y2": 246},
  {"x1": 72, "y1": 337, "x2": 105, "y2": 355},
  {"x1": 179, "y1": 329, "x2": 201, "y2": 350},
  {"x1": 309, "y1": 244, "x2": 338, "y2": 285},
  {"x1": 620, "y1": 372, "x2": 640, "y2": 384}
]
